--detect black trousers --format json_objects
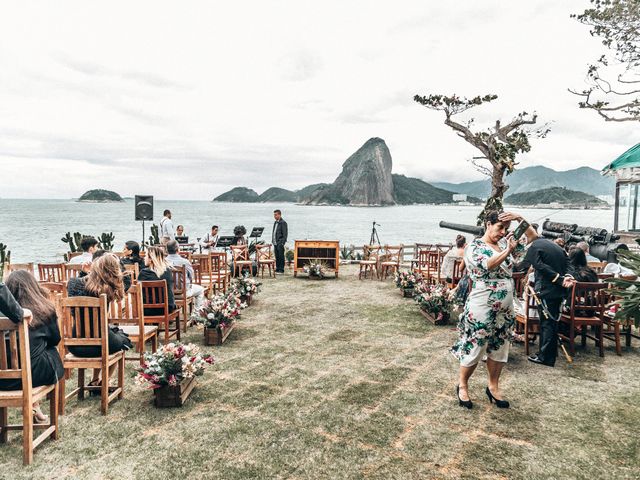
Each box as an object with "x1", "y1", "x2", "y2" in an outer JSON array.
[
  {"x1": 536, "y1": 297, "x2": 563, "y2": 366},
  {"x1": 274, "y1": 244, "x2": 285, "y2": 272}
]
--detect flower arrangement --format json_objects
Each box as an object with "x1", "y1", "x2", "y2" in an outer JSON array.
[
  {"x1": 304, "y1": 261, "x2": 329, "y2": 279},
  {"x1": 231, "y1": 274, "x2": 262, "y2": 297},
  {"x1": 394, "y1": 271, "x2": 422, "y2": 290},
  {"x1": 135, "y1": 342, "x2": 214, "y2": 389},
  {"x1": 415, "y1": 283, "x2": 455, "y2": 323},
  {"x1": 196, "y1": 292, "x2": 245, "y2": 329}
]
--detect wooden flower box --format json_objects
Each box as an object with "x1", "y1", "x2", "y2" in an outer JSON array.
[
  {"x1": 420, "y1": 309, "x2": 450, "y2": 326},
  {"x1": 153, "y1": 376, "x2": 196, "y2": 408},
  {"x1": 240, "y1": 294, "x2": 252, "y2": 306},
  {"x1": 204, "y1": 323, "x2": 235, "y2": 346},
  {"x1": 402, "y1": 287, "x2": 415, "y2": 298}
]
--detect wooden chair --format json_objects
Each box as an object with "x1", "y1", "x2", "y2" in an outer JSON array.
[
  {"x1": 38, "y1": 263, "x2": 66, "y2": 283},
  {"x1": 256, "y1": 244, "x2": 276, "y2": 279},
  {"x1": 211, "y1": 252, "x2": 230, "y2": 294},
  {"x1": 380, "y1": 245, "x2": 404, "y2": 280},
  {"x1": 0, "y1": 317, "x2": 60, "y2": 465},
  {"x1": 171, "y1": 265, "x2": 193, "y2": 333},
  {"x1": 177, "y1": 251, "x2": 192, "y2": 262},
  {"x1": 59, "y1": 294, "x2": 125, "y2": 415},
  {"x1": 192, "y1": 253, "x2": 213, "y2": 294},
  {"x1": 514, "y1": 281, "x2": 540, "y2": 356},
  {"x1": 449, "y1": 258, "x2": 466, "y2": 288},
  {"x1": 411, "y1": 248, "x2": 430, "y2": 276},
  {"x1": 588, "y1": 261, "x2": 607, "y2": 274},
  {"x1": 124, "y1": 263, "x2": 139, "y2": 284},
  {"x1": 560, "y1": 282, "x2": 607, "y2": 357},
  {"x1": 424, "y1": 251, "x2": 442, "y2": 284},
  {"x1": 359, "y1": 245, "x2": 382, "y2": 280},
  {"x1": 140, "y1": 280, "x2": 181, "y2": 343},
  {"x1": 64, "y1": 264, "x2": 84, "y2": 281},
  {"x1": 66, "y1": 252, "x2": 83, "y2": 261},
  {"x1": 108, "y1": 285, "x2": 158, "y2": 364},
  {"x1": 230, "y1": 245, "x2": 253, "y2": 278},
  {"x1": 7, "y1": 263, "x2": 34, "y2": 275}
]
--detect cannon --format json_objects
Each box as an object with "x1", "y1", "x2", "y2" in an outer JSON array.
[{"x1": 439, "y1": 219, "x2": 628, "y2": 263}]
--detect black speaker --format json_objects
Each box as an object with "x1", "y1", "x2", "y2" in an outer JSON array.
[{"x1": 135, "y1": 195, "x2": 154, "y2": 221}]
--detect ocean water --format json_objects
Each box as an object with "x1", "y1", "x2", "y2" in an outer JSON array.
[{"x1": 0, "y1": 199, "x2": 614, "y2": 263}]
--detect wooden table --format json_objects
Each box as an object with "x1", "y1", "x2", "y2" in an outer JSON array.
[{"x1": 293, "y1": 240, "x2": 340, "y2": 278}]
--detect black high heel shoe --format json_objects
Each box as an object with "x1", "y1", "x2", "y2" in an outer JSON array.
[
  {"x1": 485, "y1": 387, "x2": 510, "y2": 409},
  {"x1": 456, "y1": 385, "x2": 473, "y2": 409}
]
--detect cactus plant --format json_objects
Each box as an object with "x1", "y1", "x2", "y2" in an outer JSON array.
[
  {"x1": 61, "y1": 232, "x2": 78, "y2": 253},
  {"x1": 0, "y1": 243, "x2": 11, "y2": 283},
  {"x1": 73, "y1": 232, "x2": 84, "y2": 250},
  {"x1": 98, "y1": 232, "x2": 115, "y2": 251},
  {"x1": 148, "y1": 224, "x2": 160, "y2": 246}
]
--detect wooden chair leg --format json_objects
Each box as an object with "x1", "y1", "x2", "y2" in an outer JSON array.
[
  {"x1": 569, "y1": 323, "x2": 576, "y2": 356},
  {"x1": 164, "y1": 320, "x2": 170, "y2": 343},
  {"x1": 599, "y1": 325, "x2": 605, "y2": 357},
  {"x1": 524, "y1": 321, "x2": 530, "y2": 356},
  {"x1": 22, "y1": 395, "x2": 34, "y2": 465},
  {"x1": 58, "y1": 374, "x2": 66, "y2": 415},
  {"x1": 152, "y1": 333, "x2": 158, "y2": 353},
  {"x1": 0, "y1": 406, "x2": 7, "y2": 443},
  {"x1": 118, "y1": 355, "x2": 125, "y2": 400},
  {"x1": 182, "y1": 302, "x2": 188, "y2": 333},
  {"x1": 50, "y1": 384, "x2": 60, "y2": 440},
  {"x1": 77, "y1": 368, "x2": 85, "y2": 401},
  {"x1": 101, "y1": 364, "x2": 109, "y2": 415},
  {"x1": 614, "y1": 323, "x2": 621, "y2": 356}
]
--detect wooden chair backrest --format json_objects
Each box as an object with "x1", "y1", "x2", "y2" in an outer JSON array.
[
  {"x1": 512, "y1": 271, "x2": 527, "y2": 299},
  {"x1": 363, "y1": 245, "x2": 382, "y2": 260},
  {"x1": 211, "y1": 252, "x2": 228, "y2": 277},
  {"x1": 0, "y1": 317, "x2": 32, "y2": 398},
  {"x1": 384, "y1": 245, "x2": 404, "y2": 263},
  {"x1": 171, "y1": 265, "x2": 188, "y2": 296},
  {"x1": 597, "y1": 273, "x2": 615, "y2": 282},
  {"x1": 38, "y1": 263, "x2": 66, "y2": 283},
  {"x1": 451, "y1": 258, "x2": 466, "y2": 284},
  {"x1": 64, "y1": 263, "x2": 84, "y2": 280},
  {"x1": 425, "y1": 251, "x2": 440, "y2": 270},
  {"x1": 108, "y1": 284, "x2": 144, "y2": 328},
  {"x1": 139, "y1": 280, "x2": 170, "y2": 318},
  {"x1": 256, "y1": 244, "x2": 273, "y2": 261},
  {"x1": 177, "y1": 251, "x2": 192, "y2": 261},
  {"x1": 414, "y1": 243, "x2": 433, "y2": 257},
  {"x1": 60, "y1": 294, "x2": 109, "y2": 351},
  {"x1": 7, "y1": 263, "x2": 34, "y2": 275},
  {"x1": 587, "y1": 261, "x2": 607, "y2": 274},
  {"x1": 124, "y1": 263, "x2": 139, "y2": 283},
  {"x1": 435, "y1": 244, "x2": 453, "y2": 254},
  {"x1": 192, "y1": 254, "x2": 212, "y2": 275},
  {"x1": 230, "y1": 245, "x2": 249, "y2": 262},
  {"x1": 567, "y1": 282, "x2": 607, "y2": 318},
  {"x1": 67, "y1": 252, "x2": 83, "y2": 260}
]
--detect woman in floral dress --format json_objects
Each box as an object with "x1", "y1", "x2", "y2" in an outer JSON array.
[{"x1": 452, "y1": 211, "x2": 523, "y2": 409}]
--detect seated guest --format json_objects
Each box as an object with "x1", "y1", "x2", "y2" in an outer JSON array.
[
  {"x1": 200, "y1": 225, "x2": 219, "y2": 252},
  {"x1": 0, "y1": 283, "x2": 33, "y2": 324},
  {"x1": 90, "y1": 249, "x2": 131, "y2": 292},
  {"x1": 231, "y1": 225, "x2": 247, "y2": 246},
  {"x1": 122, "y1": 240, "x2": 145, "y2": 271},
  {"x1": 166, "y1": 240, "x2": 205, "y2": 311},
  {"x1": 66, "y1": 254, "x2": 132, "y2": 390},
  {"x1": 568, "y1": 248, "x2": 598, "y2": 283},
  {"x1": 176, "y1": 225, "x2": 185, "y2": 237},
  {"x1": 139, "y1": 246, "x2": 176, "y2": 316},
  {"x1": 440, "y1": 235, "x2": 466, "y2": 282},
  {"x1": 68, "y1": 236, "x2": 99, "y2": 265},
  {"x1": 2, "y1": 271, "x2": 64, "y2": 423},
  {"x1": 577, "y1": 241, "x2": 599, "y2": 263}
]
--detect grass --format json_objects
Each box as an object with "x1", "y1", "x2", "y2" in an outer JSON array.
[{"x1": 2, "y1": 265, "x2": 640, "y2": 479}]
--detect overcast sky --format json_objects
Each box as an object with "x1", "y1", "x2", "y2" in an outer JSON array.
[{"x1": 0, "y1": 0, "x2": 636, "y2": 200}]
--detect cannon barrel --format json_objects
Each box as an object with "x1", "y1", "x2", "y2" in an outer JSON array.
[
  {"x1": 439, "y1": 221, "x2": 484, "y2": 237},
  {"x1": 541, "y1": 219, "x2": 626, "y2": 262}
]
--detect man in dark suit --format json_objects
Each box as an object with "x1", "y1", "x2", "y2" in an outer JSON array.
[{"x1": 272, "y1": 209, "x2": 288, "y2": 274}]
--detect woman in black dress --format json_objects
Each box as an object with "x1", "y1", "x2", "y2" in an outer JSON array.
[
  {"x1": 67, "y1": 254, "x2": 131, "y2": 390},
  {"x1": 567, "y1": 248, "x2": 599, "y2": 283},
  {"x1": 138, "y1": 246, "x2": 176, "y2": 316},
  {"x1": 2, "y1": 270, "x2": 64, "y2": 423}
]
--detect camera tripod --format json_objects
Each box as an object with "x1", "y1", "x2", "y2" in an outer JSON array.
[{"x1": 369, "y1": 221, "x2": 381, "y2": 245}]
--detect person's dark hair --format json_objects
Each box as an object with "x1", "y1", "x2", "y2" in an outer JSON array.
[
  {"x1": 163, "y1": 209, "x2": 171, "y2": 216},
  {"x1": 569, "y1": 248, "x2": 588, "y2": 269},
  {"x1": 484, "y1": 210, "x2": 502, "y2": 226},
  {"x1": 274, "y1": 209, "x2": 281, "y2": 215},
  {"x1": 212, "y1": 225, "x2": 218, "y2": 230},
  {"x1": 6, "y1": 270, "x2": 56, "y2": 329},
  {"x1": 80, "y1": 236, "x2": 99, "y2": 252},
  {"x1": 166, "y1": 240, "x2": 179, "y2": 254},
  {"x1": 234, "y1": 225, "x2": 246, "y2": 237},
  {"x1": 125, "y1": 240, "x2": 140, "y2": 256},
  {"x1": 92, "y1": 249, "x2": 107, "y2": 260},
  {"x1": 177, "y1": 224, "x2": 184, "y2": 230},
  {"x1": 455, "y1": 235, "x2": 466, "y2": 248}
]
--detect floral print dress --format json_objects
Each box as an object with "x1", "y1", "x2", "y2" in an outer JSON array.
[{"x1": 451, "y1": 238, "x2": 520, "y2": 366}]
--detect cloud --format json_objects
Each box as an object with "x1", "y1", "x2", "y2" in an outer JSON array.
[{"x1": 278, "y1": 49, "x2": 324, "y2": 82}]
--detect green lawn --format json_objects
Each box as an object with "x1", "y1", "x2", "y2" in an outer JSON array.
[{"x1": 2, "y1": 265, "x2": 639, "y2": 479}]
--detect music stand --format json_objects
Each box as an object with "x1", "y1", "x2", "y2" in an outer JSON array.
[{"x1": 215, "y1": 236, "x2": 235, "y2": 262}]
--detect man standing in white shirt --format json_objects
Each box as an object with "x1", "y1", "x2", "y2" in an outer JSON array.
[
  {"x1": 160, "y1": 209, "x2": 175, "y2": 240},
  {"x1": 68, "y1": 237, "x2": 99, "y2": 265}
]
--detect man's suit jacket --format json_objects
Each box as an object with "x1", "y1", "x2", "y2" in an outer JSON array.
[
  {"x1": 0, "y1": 283, "x2": 23, "y2": 323},
  {"x1": 273, "y1": 220, "x2": 288, "y2": 246}
]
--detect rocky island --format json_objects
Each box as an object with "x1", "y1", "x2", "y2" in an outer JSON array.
[
  {"x1": 77, "y1": 189, "x2": 124, "y2": 203},
  {"x1": 214, "y1": 138, "x2": 479, "y2": 206},
  {"x1": 504, "y1": 187, "x2": 609, "y2": 208}
]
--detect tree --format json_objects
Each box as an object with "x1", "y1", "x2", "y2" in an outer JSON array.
[
  {"x1": 413, "y1": 94, "x2": 549, "y2": 225},
  {"x1": 571, "y1": 0, "x2": 640, "y2": 122}
]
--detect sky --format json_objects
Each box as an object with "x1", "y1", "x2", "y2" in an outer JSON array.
[{"x1": 0, "y1": 0, "x2": 636, "y2": 200}]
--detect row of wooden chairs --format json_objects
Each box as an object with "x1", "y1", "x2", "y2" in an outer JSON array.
[{"x1": 359, "y1": 245, "x2": 405, "y2": 280}]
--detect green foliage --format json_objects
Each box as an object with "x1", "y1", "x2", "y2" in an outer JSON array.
[
  {"x1": 340, "y1": 245, "x2": 355, "y2": 260},
  {"x1": 61, "y1": 232, "x2": 77, "y2": 253},
  {"x1": 571, "y1": 0, "x2": 640, "y2": 122},
  {"x1": 78, "y1": 189, "x2": 124, "y2": 202},
  {"x1": 506, "y1": 187, "x2": 608, "y2": 206},
  {"x1": 609, "y1": 246, "x2": 640, "y2": 328},
  {"x1": 0, "y1": 243, "x2": 10, "y2": 283},
  {"x1": 98, "y1": 232, "x2": 115, "y2": 251},
  {"x1": 148, "y1": 224, "x2": 160, "y2": 246},
  {"x1": 285, "y1": 249, "x2": 295, "y2": 262},
  {"x1": 248, "y1": 240, "x2": 265, "y2": 255}
]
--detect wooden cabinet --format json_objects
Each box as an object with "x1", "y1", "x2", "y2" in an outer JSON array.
[{"x1": 293, "y1": 240, "x2": 340, "y2": 278}]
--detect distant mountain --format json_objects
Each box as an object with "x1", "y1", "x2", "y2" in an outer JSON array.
[
  {"x1": 505, "y1": 187, "x2": 608, "y2": 207},
  {"x1": 258, "y1": 187, "x2": 298, "y2": 202},
  {"x1": 213, "y1": 187, "x2": 259, "y2": 202},
  {"x1": 392, "y1": 174, "x2": 480, "y2": 204},
  {"x1": 77, "y1": 189, "x2": 124, "y2": 203},
  {"x1": 433, "y1": 166, "x2": 615, "y2": 198},
  {"x1": 296, "y1": 183, "x2": 328, "y2": 199}
]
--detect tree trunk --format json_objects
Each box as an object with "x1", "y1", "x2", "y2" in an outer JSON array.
[{"x1": 477, "y1": 164, "x2": 508, "y2": 226}]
